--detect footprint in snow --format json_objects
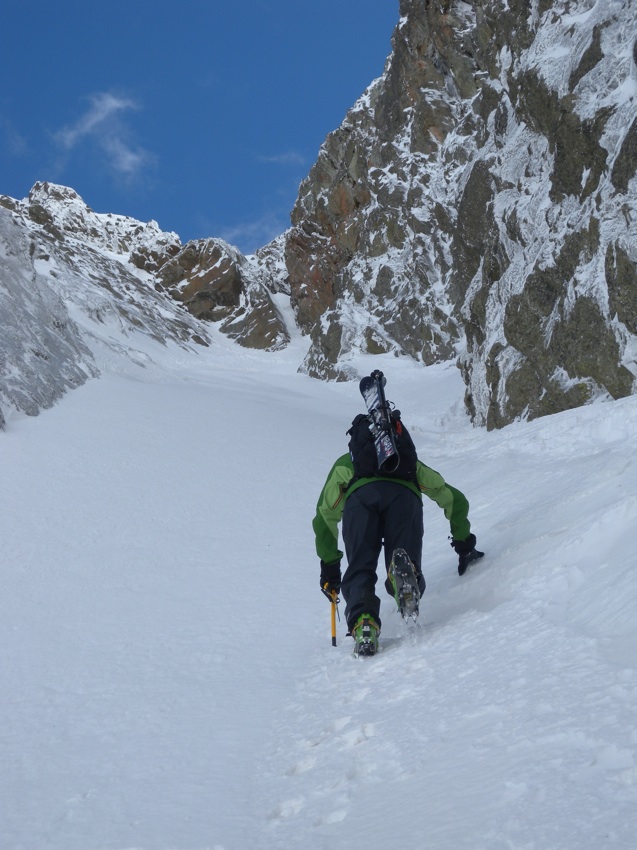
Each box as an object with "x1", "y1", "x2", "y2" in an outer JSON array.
[
  {"x1": 286, "y1": 756, "x2": 316, "y2": 776},
  {"x1": 268, "y1": 797, "x2": 305, "y2": 820},
  {"x1": 340, "y1": 723, "x2": 375, "y2": 749}
]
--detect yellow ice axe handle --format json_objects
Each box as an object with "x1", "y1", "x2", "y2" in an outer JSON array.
[{"x1": 330, "y1": 589, "x2": 337, "y2": 647}]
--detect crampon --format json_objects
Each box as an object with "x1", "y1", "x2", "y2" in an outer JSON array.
[{"x1": 388, "y1": 548, "x2": 421, "y2": 620}]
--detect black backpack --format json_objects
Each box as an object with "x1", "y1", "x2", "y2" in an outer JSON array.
[{"x1": 347, "y1": 411, "x2": 419, "y2": 483}]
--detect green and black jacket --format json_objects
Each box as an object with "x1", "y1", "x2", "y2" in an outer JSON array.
[{"x1": 312, "y1": 454, "x2": 472, "y2": 565}]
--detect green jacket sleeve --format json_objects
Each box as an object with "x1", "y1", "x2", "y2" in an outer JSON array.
[
  {"x1": 312, "y1": 454, "x2": 355, "y2": 564},
  {"x1": 416, "y1": 461, "x2": 471, "y2": 541}
]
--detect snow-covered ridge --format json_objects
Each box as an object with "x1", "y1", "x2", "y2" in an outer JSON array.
[
  {"x1": 23, "y1": 181, "x2": 182, "y2": 262},
  {"x1": 0, "y1": 181, "x2": 294, "y2": 426},
  {"x1": 0, "y1": 182, "x2": 211, "y2": 426}
]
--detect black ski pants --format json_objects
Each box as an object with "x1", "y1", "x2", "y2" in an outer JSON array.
[{"x1": 341, "y1": 480, "x2": 424, "y2": 631}]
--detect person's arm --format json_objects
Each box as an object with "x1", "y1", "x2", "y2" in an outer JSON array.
[
  {"x1": 312, "y1": 454, "x2": 355, "y2": 565},
  {"x1": 416, "y1": 461, "x2": 471, "y2": 541}
]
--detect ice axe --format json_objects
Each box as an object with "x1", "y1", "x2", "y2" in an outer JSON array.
[{"x1": 330, "y1": 589, "x2": 340, "y2": 647}]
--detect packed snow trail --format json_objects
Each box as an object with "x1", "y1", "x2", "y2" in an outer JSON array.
[
  {"x1": 259, "y1": 369, "x2": 637, "y2": 850},
  {"x1": 1, "y1": 339, "x2": 636, "y2": 849}
]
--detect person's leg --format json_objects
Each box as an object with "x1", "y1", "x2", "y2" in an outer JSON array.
[
  {"x1": 341, "y1": 484, "x2": 384, "y2": 629},
  {"x1": 381, "y1": 483, "x2": 426, "y2": 595}
]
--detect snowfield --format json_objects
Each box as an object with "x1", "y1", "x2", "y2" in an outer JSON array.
[{"x1": 1, "y1": 328, "x2": 636, "y2": 850}]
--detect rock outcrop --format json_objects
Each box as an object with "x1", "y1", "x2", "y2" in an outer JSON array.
[
  {"x1": 156, "y1": 236, "x2": 289, "y2": 350},
  {"x1": 279, "y1": 0, "x2": 637, "y2": 426}
]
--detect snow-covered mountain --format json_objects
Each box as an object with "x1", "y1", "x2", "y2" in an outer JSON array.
[
  {"x1": 2, "y1": 0, "x2": 637, "y2": 430},
  {"x1": 0, "y1": 183, "x2": 289, "y2": 425}
]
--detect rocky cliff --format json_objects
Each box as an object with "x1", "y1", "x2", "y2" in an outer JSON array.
[{"x1": 282, "y1": 0, "x2": 637, "y2": 427}]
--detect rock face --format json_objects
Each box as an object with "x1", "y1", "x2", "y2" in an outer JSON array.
[
  {"x1": 156, "y1": 236, "x2": 289, "y2": 350},
  {"x1": 281, "y1": 0, "x2": 637, "y2": 426}
]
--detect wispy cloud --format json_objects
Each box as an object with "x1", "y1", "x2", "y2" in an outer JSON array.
[
  {"x1": 257, "y1": 150, "x2": 307, "y2": 167},
  {"x1": 53, "y1": 92, "x2": 155, "y2": 179},
  {"x1": 0, "y1": 115, "x2": 29, "y2": 156},
  {"x1": 216, "y1": 211, "x2": 290, "y2": 255}
]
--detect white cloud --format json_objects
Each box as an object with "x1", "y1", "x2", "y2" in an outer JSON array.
[
  {"x1": 101, "y1": 136, "x2": 149, "y2": 177},
  {"x1": 257, "y1": 150, "x2": 307, "y2": 166},
  {"x1": 217, "y1": 211, "x2": 290, "y2": 254},
  {"x1": 54, "y1": 92, "x2": 155, "y2": 179},
  {"x1": 0, "y1": 115, "x2": 29, "y2": 156}
]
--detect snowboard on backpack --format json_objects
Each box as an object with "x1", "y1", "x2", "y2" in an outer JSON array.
[
  {"x1": 358, "y1": 370, "x2": 400, "y2": 474},
  {"x1": 355, "y1": 370, "x2": 419, "y2": 483}
]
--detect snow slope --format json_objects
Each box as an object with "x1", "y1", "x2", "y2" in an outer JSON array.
[{"x1": 1, "y1": 329, "x2": 636, "y2": 850}]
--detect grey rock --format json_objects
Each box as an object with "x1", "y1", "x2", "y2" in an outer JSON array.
[{"x1": 277, "y1": 0, "x2": 637, "y2": 426}]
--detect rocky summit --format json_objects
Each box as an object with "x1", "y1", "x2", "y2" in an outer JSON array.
[{"x1": 1, "y1": 0, "x2": 637, "y2": 429}]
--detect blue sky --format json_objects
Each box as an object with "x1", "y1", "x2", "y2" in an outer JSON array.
[{"x1": 1, "y1": 1, "x2": 398, "y2": 253}]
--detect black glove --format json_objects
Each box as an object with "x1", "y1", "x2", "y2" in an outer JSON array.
[
  {"x1": 451, "y1": 534, "x2": 484, "y2": 576},
  {"x1": 320, "y1": 560, "x2": 342, "y2": 600}
]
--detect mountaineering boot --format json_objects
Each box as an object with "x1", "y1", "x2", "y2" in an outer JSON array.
[
  {"x1": 387, "y1": 548, "x2": 421, "y2": 620},
  {"x1": 351, "y1": 614, "x2": 380, "y2": 657}
]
